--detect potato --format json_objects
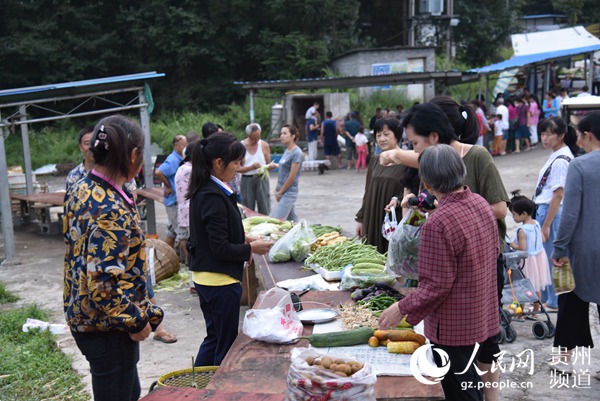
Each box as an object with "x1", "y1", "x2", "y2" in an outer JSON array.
[
  {"x1": 320, "y1": 357, "x2": 332, "y2": 369},
  {"x1": 336, "y1": 364, "x2": 352, "y2": 375},
  {"x1": 334, "y1": 371, "x2": 348, "y2": 377},
  {"x1": 329, "y1": 363, "x2": 338, "y2": 372},
  {"x1": 305, "y1": 356, "x2": 315, "y2": 366},
  {"x1": 368, "y1": 336, "x2": 379, "y2": 347},
  {"x1": 334, "y1": 359, "x2": 346, "y2": 365},
  {"x1": 351, "y1": 363, "x2": 363, "y2": 374}
]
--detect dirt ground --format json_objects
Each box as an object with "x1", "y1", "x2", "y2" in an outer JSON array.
[{"x1": 1, "y1": 146, "x2": 599, "y2": 400}]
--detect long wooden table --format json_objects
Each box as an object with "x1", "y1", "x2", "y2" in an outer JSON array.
[
  {"x1": 205, "y1": 290, "x2": 444, "y2": 400},
  {"x1": 10, "y1": 192, "x2": 66, "y2": 228}
]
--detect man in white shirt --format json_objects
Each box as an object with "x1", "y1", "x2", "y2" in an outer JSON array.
[
  {"x1": 578, "y1": 85, "x2": 591, "y2": 97},
  {"x1": 496, "y1": 97, "x2": 509, "y2": 155},
  {"x1": 304, "y1": 101, "x2": 320, "y2": 119}
]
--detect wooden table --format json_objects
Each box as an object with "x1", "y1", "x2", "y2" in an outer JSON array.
[
  {"x1": 10, "y1": 192, "x2": 66, "y2": 234},
  {"x1": 253, "y1": 254, "x2": 315, "y2": 290},
  {"x1": 206, "y1": 290, "x2": 444, "y2": 400},
  {"x1": 140, "y1": 387, "x2": 285, "y2": 401}
]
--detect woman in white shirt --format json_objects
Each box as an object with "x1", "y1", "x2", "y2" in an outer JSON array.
[{"x1": 535, "y1": 117, "x2": 579, "y2": 309}]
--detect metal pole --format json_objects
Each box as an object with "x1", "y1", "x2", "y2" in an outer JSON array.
[
  {"x1": 544, "y1": 63, "x2": 550, "y2": 94},
  {"x1": 408, "y1": 0, "x2": 415, "y2": 47},
  {"x1": 446, "y1": 0, "x2": 454, "y2": 60},
  {"x1": 0, "y1": 124, "x2": 16, "y2": 261},
  {"x1": 249, "y1": 90, "x2": 255, "y2": 123},
  {"x1": 587, "y1": 53, "x2": 593, "y2": 91},
  {"x1": 19, "y1": 105, "x2": 34, "y2": 195},
  {"x1": 484, "y1": 75, "x2": 489, "y2": 105},
  {"x1": 138, "y1": 89, "x2": 156, "y2": 235}
]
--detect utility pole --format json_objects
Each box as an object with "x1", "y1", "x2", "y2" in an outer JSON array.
[
  {"x1": 446, "y1": 0, "x2": 454, "y2": 60},
  {"x1": 408, "y1": 0, "x2": 415, "y2": 47}
]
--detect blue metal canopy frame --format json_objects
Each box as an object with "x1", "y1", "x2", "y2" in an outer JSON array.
[{"x1": 0, "y1": 72, "x2": 164, "y2": 262}]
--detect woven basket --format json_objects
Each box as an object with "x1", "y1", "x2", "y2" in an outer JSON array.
[
  {"x1": 157, "y1": 366, "x2": 219, "y2": 389},
  {"x1": 146, "y1": 238, "x2": 180, "y2": 283}
]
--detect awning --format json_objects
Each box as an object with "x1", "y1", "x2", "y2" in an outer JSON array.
[{"x1": 469, "y1": 44, "x2": 600, "y2": 74}]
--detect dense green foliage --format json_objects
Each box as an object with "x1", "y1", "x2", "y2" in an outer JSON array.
[
  {"x1": 0, "y1": 301, "x2": 89, "y2": 400},
  {"x1": 4, "y1": 1, "x2": 596, "y2": 113},
  {"x1": 0, "y1": 283, "x2": 19, "y2": 304}
]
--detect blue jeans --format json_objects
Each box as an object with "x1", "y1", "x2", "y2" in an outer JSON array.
[
  {"x1": 536, "y1": 203, "x2": 562, "y2": 308},
  {"x1": 72, "y1": 330, "x2": 141, "y2": 401},
  {"x1": 194, "y1": 282, "x2": 242, "y2": 366},
  {"x1": 270, "y1": 190, "x2": 299, "y2": 222}
]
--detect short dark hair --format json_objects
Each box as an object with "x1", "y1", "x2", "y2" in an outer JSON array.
[
  {"x1": 326, "y1": 111, "x2": 332, "y2": 118},
  {"x1": 374, "y1": 117, "x2": 402, "y2": 143},
  {"x1": 202, "y1": 122, "x2": 219, "y2": 138},
  {"x1": 90, "y1": 115, "x2": 144, "y2": 182},
  {"x1": 78, "y1": 126, "x2": 95, "y2": 144}
]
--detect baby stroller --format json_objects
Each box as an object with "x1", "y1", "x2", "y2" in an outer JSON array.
[{"x1": 499, "y1": 251, "x2": 555, "y2": 343}]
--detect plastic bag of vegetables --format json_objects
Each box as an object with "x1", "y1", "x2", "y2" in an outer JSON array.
[
  {"x1": 385, "y1": 209, "x2": 426, "y2": 279},
  {"x1": 268, "y1": 219, "x2": 316, "y2": 263},
  {"x1": 285, "y1": 347, "x2": 376, "y2": 401}
]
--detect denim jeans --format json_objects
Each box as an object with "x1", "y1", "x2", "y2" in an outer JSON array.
[
  {"x1": 72, "y1": 330, "x2": 141, "y2": 401},
  {"x1": 270, "y1": 190, "x2": 299, "y2": 222},
  {"x1": 536, "y1": 203, "x2": 563, "y2": 308}
]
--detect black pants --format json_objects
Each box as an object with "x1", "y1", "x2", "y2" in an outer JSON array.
[
  {"x1": 194, "y1": 282, "x2": 242, "y2": 366},
  {"x1": 554, "y1": 291, "x2": 600, "y2": 349},
  {"x1": 72, "y1": 330, "x2": 140, "y2": 401},
  {"x1": 432, "y1": 342, "x2": 484, "y2": 401}
]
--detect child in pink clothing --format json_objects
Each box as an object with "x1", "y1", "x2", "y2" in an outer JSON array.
[{"x1": 353, "y1": 127, "x2": 369, "y2": 172}]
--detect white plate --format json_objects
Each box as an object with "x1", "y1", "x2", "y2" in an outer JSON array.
[{"x1": 297, "y1": 308, "x2": 339, "y2": 324}]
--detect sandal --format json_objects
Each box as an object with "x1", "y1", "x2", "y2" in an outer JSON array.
[{"x1": 154, "y1": 331, "x2": 178, "y2": 344}]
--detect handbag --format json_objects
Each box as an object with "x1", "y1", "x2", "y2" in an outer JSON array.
[
  {"x1": 532, "y1": 155, "x2": 572, "y2": 219},
  {"x1": 553, "y1": 258, "x2": 576, "y2": 295}
]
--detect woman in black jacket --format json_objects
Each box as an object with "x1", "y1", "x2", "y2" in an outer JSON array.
[{"x1": 187, "y1": 133, "x2": 272, "y2": 366}]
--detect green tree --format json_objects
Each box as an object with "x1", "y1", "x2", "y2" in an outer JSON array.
[{"x1": 453, "y1": 0, "x2": 522, "y2": 67}]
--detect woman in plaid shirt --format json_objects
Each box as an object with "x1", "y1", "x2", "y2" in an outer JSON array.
[{"x1": 379, "y1": 144, "x2": 500, "y2": 401}]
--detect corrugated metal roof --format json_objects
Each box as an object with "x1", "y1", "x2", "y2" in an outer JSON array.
[
  {"x1": 0, "y1": 72, "x2": 165, "y2": 105},
  {"x1": 469, "y1": 44, "x2": 600, "y2": 74},
  {"x1": 234, "y1": 71, "x2": 477, "y2": 90}
]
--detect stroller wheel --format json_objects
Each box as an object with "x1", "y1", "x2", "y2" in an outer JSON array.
[
  {"x1": 498, "y1": 326, "x2": 507, "y2": 344},
  {"x1": 505, "y1": 325, "x2": 517, "y2": 343},
  {"x1": 532, "y1": 321, "x2": 549, "y2": 340}
]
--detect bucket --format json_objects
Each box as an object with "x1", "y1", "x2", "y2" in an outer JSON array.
[{"x1": 156, "y1": 366, "x2": 218, "y2": 389}]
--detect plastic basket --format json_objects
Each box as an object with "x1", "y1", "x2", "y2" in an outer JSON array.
[{"x1": 156, "y1": 366, "x2": 218, "y2": 389}]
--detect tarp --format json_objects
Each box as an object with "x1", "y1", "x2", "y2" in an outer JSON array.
[
  {"x1": 470, "y1": 44, "x2": 600, "y2": 74},
  {"x1": 470, "y1": 26, "x2": 600, "y2": 74}
]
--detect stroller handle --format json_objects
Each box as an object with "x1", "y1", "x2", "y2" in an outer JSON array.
[{"x1": 501, "y1": 251, "x2": 529, "y2": 265}]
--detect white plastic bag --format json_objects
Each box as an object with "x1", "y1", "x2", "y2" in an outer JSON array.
[
  {"x1": 381, "y1": 208, "x2": 398, "y2": 241},
  {"x1": 242, "y1": 288, "x2": 304, "y2": 344},
  {"x1": 285, "y1": 347, "x2": 377, "y2": 401},
  {"x1": 268, "y1": 219, "x2": 316, "y2": 263},
  {"x1": 385, "y1": 209, "x2": 426, "y2": 279}
]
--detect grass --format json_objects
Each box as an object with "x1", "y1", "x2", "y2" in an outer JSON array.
[
  {"x1": 0, "y1": 285, "x2": 89, "y2": 401},
  {"x1": 0, "y1": 283, "x2": 19, "y2": 304}
]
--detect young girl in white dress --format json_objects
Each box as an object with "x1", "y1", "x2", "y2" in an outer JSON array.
[{"x1": 509, "y1": 192, "x2": 552, "y2": 318}]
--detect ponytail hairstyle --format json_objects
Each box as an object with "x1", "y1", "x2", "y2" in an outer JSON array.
[
  {"x1": 508, "y1": 190, "x2": 536, "y2": 216},
  {"x1": 186, "y1": 132, "x2": 245, "y2": 200},
  {"x1": 430, "y1": 96, "x2": 479, "y2": 145},
  {"x1": 402, "y1": 102, "x2": 456, "y2": 144},
  {"x1": 90, "y1": 115, "x2": 144, "y2": 182},
  {"x1": 538, "y1": 117, "x2": 579, "y2": 156}
]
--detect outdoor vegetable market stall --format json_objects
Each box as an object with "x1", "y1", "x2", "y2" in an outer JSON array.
[{"x1": 143, "y1": 217, "x2": 442, "y2": 400}]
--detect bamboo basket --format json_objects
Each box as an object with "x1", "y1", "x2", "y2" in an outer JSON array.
[
  {"x1": 156, "y1": 366, "x2": 219, "y2": 389},
  {"x1": 146, "y1": 238, "x2": 180, "y2": 282}
]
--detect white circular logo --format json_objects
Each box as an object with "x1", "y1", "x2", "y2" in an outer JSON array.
[{"x1": 409, "y1": 344, "x2": 451, "y2": 385}]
